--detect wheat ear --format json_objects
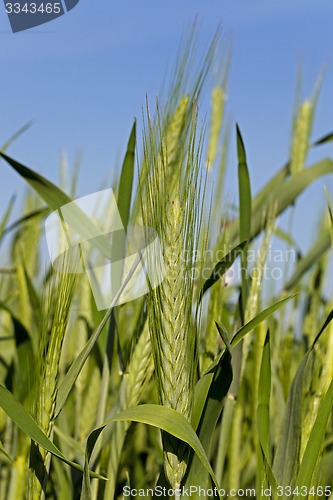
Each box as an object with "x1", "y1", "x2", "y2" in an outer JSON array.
[
  {"x1": 143, "y1": 98, "x2": 203, "y2": 491},
  {"x1": 28, "y1": 269, "x2": 75, "y2": 500}
]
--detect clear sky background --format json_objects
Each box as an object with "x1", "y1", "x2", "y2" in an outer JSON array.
[{"x1": 1, "y1": 0, "x2": 333, "y2": 256}]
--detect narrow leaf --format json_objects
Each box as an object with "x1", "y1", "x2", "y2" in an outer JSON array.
[
  {"x1": 294, "y1": 378, "x2": 333, "y2": 494},
  {"x1": 284, "y1": 231, "x2": 331, "y2": 290},
  {"x1": 259, "y1": 443, "x2": 278, "y2": 491},
  {"x1": 0, "y1": 152, "x2": 71, "y2": 210},
  {"x1": 2, "y1": 207, "x2": 49, "y2": 238},
  {"x1": 257, "y1": 331, "x2": 271, "y2": 459},
  {"x1": 199, "y1": 241, "x2": 246, "y2": 302},
  {"x1": 117, "y1": 121, "x2": 136, "y2": 227},
  {"x1": 0, "y1": 439, "x2": 14, "y2": 463},
  {"x1": 324, "y1": 185, "x2": 333, "y2": 247},
  {"x1": 1, "y1": 121, "x2": 33, "y2": 152},
  {"x1": 184, "y1": 349, "x2": 233, "y2": 495},
  {"x1": 312, "y1": 131, "x2": 333, "y2": 146},
  {"x1": 236, "y1": 125, "x2": 252, "y2": 243},
  {"x1": 272, "y1": 353, "x2": 308, "y2": 486},
  {"x1": 236, "y1": 125, "x2": 251, "y2": 317},
  {"x1": 55, "y1": 254, "x2": 142, "y2": 417},
  {"x1": 55, "y1": 306, "x2": 113, "y2": 418},
  {"x1": 230, "y1": 293, "x2": 297, "y2": 347},
  {"x1": 0, "y1": 152, "x2": 112, "y2": 258},
  {"x1": 227, "y1": 159, "x2": 333, "y2": 247},
  {"x1": 0, "y1": 385, "x2": 105, "y2": 479},
  {"x1": 0, "y1": 195, "x2": 16, "y2": 244}
]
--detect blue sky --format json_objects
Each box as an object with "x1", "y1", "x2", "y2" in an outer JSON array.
[{"x1": 1, "y1": 0, "x2": 333, "y2": 255}]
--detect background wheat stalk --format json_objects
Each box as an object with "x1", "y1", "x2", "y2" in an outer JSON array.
[
  {"x1": 104, "y1": 318, "x2": 154, "y2": 499},
  {"x1": 28, "y1": 268, "x2": 75, "y2": 500}
]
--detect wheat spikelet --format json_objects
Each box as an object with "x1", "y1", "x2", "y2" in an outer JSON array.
[
  {"x1": 28, "y1": 269, "x2": 75, "y2": 499},
  {"x1": 124, "y1": 326, "x2": 154, "y2": 409},
  {"x1": 67, "y1": 274, "x2": 92, "y2": 440},
  {"x1": 0, "y1": 408, "x2": 5, "y2": 432},
  {"x1": 165, "y1": 95, "x2": 189, "y2": 167},
  {"x1": 72, "y1": 275, "x2": 92, "y2": 393},
  {"x1": 8, "y1": 453, "x2": 28, "y2": 500},
  {"x1": 105, "y1": 322, "x2": 154, "y2": 499},
  {"x1": 39, "y1": 274, "x2": 75, "y2": 437},
  {"x1": 79, "y1": 364, "x2": 101, "y2": 440},
  {"x1": 301, "y1": 254, "x2": 333, "y2": 459},
  {"x1": 290, "y1": 99, "x2": 312, "y2": 176},
  {"x1": 206, "y1": 86, "x2": 225, "y2": 169}
]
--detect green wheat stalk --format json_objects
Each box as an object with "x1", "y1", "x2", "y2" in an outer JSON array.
[{"x1": 28, "y1": 265, "x2": 76, "y2": 499}]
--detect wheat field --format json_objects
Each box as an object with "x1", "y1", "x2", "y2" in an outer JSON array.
[{"x1": 0, "y1": 31, "x2": 333, "y2": 500}]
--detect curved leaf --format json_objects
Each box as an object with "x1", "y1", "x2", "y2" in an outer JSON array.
[
  {"x1": 0, "y1": 152, "x2": 111, "y2": 258},
  {"x1": 312, "y1": 131, "x2": 333, "y2": 146},
  {"x1": 228, "y1": 159, "x2": 333, "y2": 246},
  {"x1": 0, "y1": 151, "x2": 71, "y2": 210},
  {"x1": 199, "y1": 241, "x2": 246, "y2": 302},
  {"x1": 85, "y1": 404, "x2": 221, "y2": 496},
  {"x1": 1, "y1": 122, "x2": 33, "y2": 152},
  {"x1": 117, "y1": 120, "x2": 136, "y2": 227},
  {"x1": 284, "y1": 231, "x2": 331, "y2": 290},
  {"x1": 236, "y1": 125, "x2": 251, "y2": 244},
  {"x1": 230, "y1": 293, "x2": 297, "y2": 347},
  {"x1": 0, "y1": 385, "x2": 105, "y2": 480},
  {"x1": 237, "y1": 125, "x2": 251, "y2": 315}
]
